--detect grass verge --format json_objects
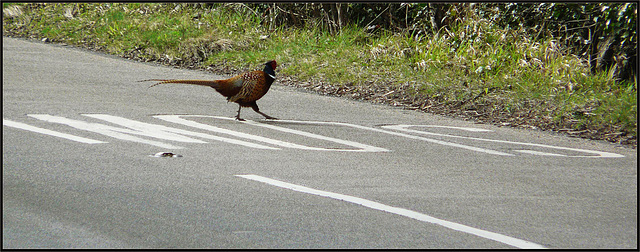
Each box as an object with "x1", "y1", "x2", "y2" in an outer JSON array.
[{"x1": 3, "y1": 3, "x2": 636, "y2": 147}]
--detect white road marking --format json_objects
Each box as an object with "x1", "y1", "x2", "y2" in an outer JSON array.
[
  {"x1": 383, "y1": 125, "x2": 624, "y2": 158},
  {"x1": 85, "y1": 114, "x2": 278, "y2": 150},
  {"x1": 233, "y1": 118, "x2": 390, "y2": 152},
  {"x1": 7, "y1": 114, "x2": 625, "y2": 158},
  {"x1": 153, "y1": 115, "x2": 318, "y2": 150},
  {"x1": 236, "y1": 174, "x2": 547, "y2": 249},
  {"x1": 158, "y1": 115, "x2": 389, "y2": 152},
  {"x1": 287, "y1": 120, "x2": 513, "y2": 156},
  {"x1": 28, "y1": 114, "x2": 189, "y2": 149},
  {"x1": 3, "y1": 119, "x2": 106, "y2": 144},
  {"x1": 514, "y1": 150, "x2": 567, "y2": 157},
  {"x1": 27, "y1": 114, "x2": 277, "y2": 150},
  {"x1": 412, "y1": 125, "x2": 494, "y2": 132}
]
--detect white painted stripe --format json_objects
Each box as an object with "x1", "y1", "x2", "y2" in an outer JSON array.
[
  {"x1": 3, "y1": 119, "x2": 106, "y2": 144},
  {"x1": 153, "y1": 115, "x2": 313, "y2": 150},
  {"x1": 414, "y1": 125, "x2": 493, "y2": 132},
  {"x1": 28, "y1": 114, "x2": 185, "y2": 149},
  {"x1": 236, "y1": 119, "x2": 389, "y2": 152},
  {"x1": 383, "y1": 125, "x2": 623, "y2": 158},
  {"x1": 247, "y1": 118, "x2": 510, "y2": 155},
  {"x1": 168, "y1": 115, "x2": 389, "y2": 152},
  {"x1": 236, "y1": 174, "x2": 546, "y2": 249},
  {"x1": 86, "y1": 114, "x2": 278, "y2": 150},
  {"x1": 514, "y1": 150, "x2": 567, "y2": 157},
  {"x1": 320, "y1": 121, "x2": 513, "y2": 156}
]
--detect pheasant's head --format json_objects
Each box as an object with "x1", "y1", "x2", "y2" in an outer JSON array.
[{"x1": 265, "y1": 60, "x2": 277, "y2": 70}]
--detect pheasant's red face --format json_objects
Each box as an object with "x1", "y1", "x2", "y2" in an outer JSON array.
[{"x1": 269, "y1": 60, "x2": 277, "y2": 70}]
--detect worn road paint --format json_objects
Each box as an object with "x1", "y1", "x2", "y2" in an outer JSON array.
[
  {"x1": 3, "y1": 119, "x2": 106, "y2": 144},
  {"x1": 158, "y1": 115, "x2": 389, "y2": 152},
  {"x1": 6, "y1": 114, "x2": 625, "y2": 158},
  {"x1": 236, "y1": 174, "x2": 547, "y2": 249},
  {"x1": 383, "y1": 125, "x2": 624, "y2": 158},
  {"x1": 514, "y1": 150, "x2": 567, "y2": 157},
  {"x1": 26, "y1": 114, "x2": 277, "y2": 150},
  {"x1": 28, "y1": 114, "x2": 186, "y2": 149},
  {"x1": 268, "y1": 119, "x2": 512, "y2": 156},
  {"x1": 406, "y1": 125, "x2": 494, "y2": 132},
  {"x1": 153, "y1": 115, "x2": 323, "y2": 151},
  {"x1": 84, "y1": 114, "x2": 278, "y2": 150}
]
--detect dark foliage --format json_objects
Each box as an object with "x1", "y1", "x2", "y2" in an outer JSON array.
[{"x1": 194, "y1": 3, "x2": 636, "y2": 83}]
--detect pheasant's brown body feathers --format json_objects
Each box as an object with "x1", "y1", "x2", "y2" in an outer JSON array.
[
  {"x1": 228, "y1": 70, "x2": 272, "y2": 105},
  {"x1": 142, "y1": 60, "x2": 278, "y2": 120}
]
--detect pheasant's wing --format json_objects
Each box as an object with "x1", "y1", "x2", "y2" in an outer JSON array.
[
  {"x1": 228, "y1": 71, "x2": 267, "y2": 103},
  {"x1": 213, "y1": 75, "x2": 244, "y2": 98}
]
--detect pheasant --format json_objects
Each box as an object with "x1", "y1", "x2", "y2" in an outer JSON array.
[{"x1": 141, "y1": 60, "x2": 278, "y2": 121}]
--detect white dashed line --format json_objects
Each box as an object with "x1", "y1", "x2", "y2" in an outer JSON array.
[{"x1": 236, "y1": 174, "x2": 547, "y2": 249}]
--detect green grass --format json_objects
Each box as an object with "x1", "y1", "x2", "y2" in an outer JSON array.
[{"x1": 3, "y1": 3, "x2": 636, "y2": 145}]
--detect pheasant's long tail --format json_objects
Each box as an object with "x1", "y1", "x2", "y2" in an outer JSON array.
[{"x1": 139, "y1": 79, "x2": 219, "y2": 88}]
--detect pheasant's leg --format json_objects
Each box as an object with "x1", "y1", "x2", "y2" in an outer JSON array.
[
  {"x1": 251, "y1": 103, "x2": 277, "y2": 120},
  {"x1": 235, "y1": 104, "x2": 246, "y2": 121}
]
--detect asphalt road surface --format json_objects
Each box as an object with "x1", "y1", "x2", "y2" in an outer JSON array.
[{"x1": 3, "y1": 36, "x2": 637, "y2": 249}]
